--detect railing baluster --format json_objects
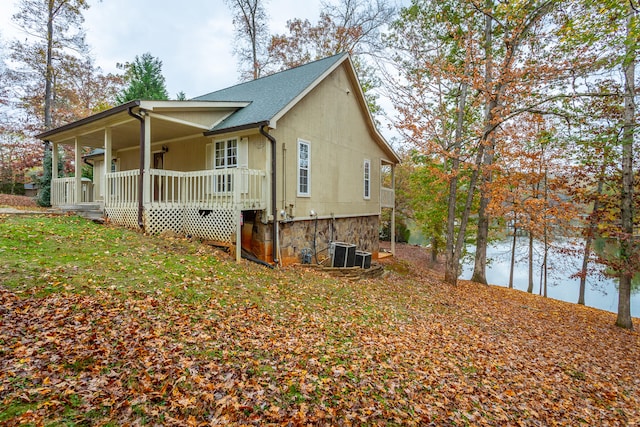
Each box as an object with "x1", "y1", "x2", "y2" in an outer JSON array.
[{"x1": 102, "y1": 168, "x2": 267, "y2": 212}]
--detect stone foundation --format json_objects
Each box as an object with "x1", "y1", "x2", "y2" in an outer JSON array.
[{"x1": 246, "y1": 214, "x2": 379, "y2": 266}]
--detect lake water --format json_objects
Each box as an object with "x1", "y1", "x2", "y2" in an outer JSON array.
[{"x1": 459, "y1": 238, "x2": 640, "y2": 317}]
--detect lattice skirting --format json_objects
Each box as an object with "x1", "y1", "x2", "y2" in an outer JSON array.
[
  {"x1": 106, "y1": 206, "x2": 237, "y2": 243},
  {"x1": 145, "y1": 207, "x2": 185, "y2": 236},
  {"x1": 105, "y1": 207, "x2": 139, "y2": 229},
  {"x1": 183, "y1": 208, "x2": 235, "y2": 241}
]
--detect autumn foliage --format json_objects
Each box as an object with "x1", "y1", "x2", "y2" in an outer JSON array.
[{"x1": 1, "y1": 216, "x2": 638, "y2": 425}]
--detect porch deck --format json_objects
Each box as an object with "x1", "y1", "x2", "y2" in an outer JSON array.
[{"x1": 52, "y1": 168, "x2": 267, "y2": 246}]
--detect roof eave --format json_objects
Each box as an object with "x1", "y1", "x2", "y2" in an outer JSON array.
[
  {"x1": 36, "y1": 100, "x2": 140, "y2": 140},
  {"x1": 36, "y1": 100, "x2": 251, "y2": 141},
  {"x1": 204, "y1": 120, "x2": 270, "y2": 137}
]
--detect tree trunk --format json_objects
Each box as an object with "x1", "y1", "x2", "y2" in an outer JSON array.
[
  {"x1": 616, "y1": 5, "x2": 635, "y2": 330},
  {"x1": 448, "y1": 141, "x2": 486, "y2": 286},
  {"x1": 578, "y1": 178, "x2": 603, "y2": 305},
  {"x1": 471, "y1": 5, "x2": 495, "y2": 286},
  {"x1": 471, "y1": 141, "x2": 494, "y2": 285},
  {"x1": 431, "y1": 237, "x2": 439, "y2": 264},
  {"x1": 251, "y1": 9, "x2": 259, "y2": 79},
  {"x1": 509, "y1": 221, "x2": 517, "y2": 289},
  {"x1": 527, "y1": 231, "x2": 534, "y2": 294},
  {"x1": 444, "y1": 77, "x2": 469, "y2": 285},
  {"x1": 542, "y1": 167, "x2": 548, "y2": 298},
  {"x1": 44, "y1": 0, "x2": 55, "y2": 130},
  {"x1": 578, "y1": 237, "x2": 591, "y2": 305}
]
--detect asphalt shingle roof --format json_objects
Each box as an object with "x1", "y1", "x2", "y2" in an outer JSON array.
[{"x1": 193, "y1": 53, "x2": 348, "y2": 133}]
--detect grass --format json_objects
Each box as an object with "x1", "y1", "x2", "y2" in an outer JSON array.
[
  {"x1": 0, "y1": 402, "x2": 39, "y2": 423},
  {"x1": 0, "y1": 215, "x2": 229, "y2": 298}
]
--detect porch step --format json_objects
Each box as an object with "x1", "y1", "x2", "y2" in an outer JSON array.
[
  {"x1": 54, "y1": 204, "x2": 105, "y2": 223},
  {"x1": 58, "y1": 203, "x2": 103, "y2": 212}
]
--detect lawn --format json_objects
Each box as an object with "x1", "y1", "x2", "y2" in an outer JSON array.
[{"x1": 1, "y1": 215, "x2": 639, "y2": 426}]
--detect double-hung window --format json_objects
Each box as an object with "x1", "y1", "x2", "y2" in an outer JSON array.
[
  {"x1": 214, "y1": 138, "x2": 237, "y2": 192},
  {"x1": 297, "y1": 139, "x2": 310, "y2": 197},
  {"x1": 363, "y1": 159, "x2": 371, "y2": 199}
]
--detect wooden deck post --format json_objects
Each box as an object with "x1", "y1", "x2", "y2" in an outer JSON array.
[
  {"x1": 236, "y1": 209, "x2": 242, "y2": 263},
  {"x1": 390, "y1": 164, "x2": 396, "y2": 256},
  {"x1": 51, "y1": 142, "x2": 58, "y2": 182},
  {"x1": 104, "y1": 127, "x2": 112, "y2": 204},
  {"x1": 74, "y1": 138, "x2": 82, "y2": 204},
  {"x1": 143, "y1": 114, "x2": 151, "y2": 205},
  {"x1": 51, "y1": 142, "x2": 58, "y2": 206}
]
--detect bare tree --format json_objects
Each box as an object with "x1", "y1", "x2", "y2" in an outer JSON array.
[
  {"x1": 225, "y1": 0, "x2": 270, "y2": 80},
  {"x1": 10, "y1": 0, "x2": 90, "y2": 131}
]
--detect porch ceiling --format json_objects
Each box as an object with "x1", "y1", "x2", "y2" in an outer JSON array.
[
  {"x1": 48, "y1": 111, "x2": 210, "y2": 151},
  {"x1": 39, "y1": 100, "x2": 249, "y2": 150}
]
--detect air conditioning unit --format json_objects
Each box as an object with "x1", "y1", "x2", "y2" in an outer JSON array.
[
  {"x1": 331, "y1": 242, "x2": 356, "y2": 267},
  {"x1": 355, "y1": 251, "x2": 372, "y2": 269}
]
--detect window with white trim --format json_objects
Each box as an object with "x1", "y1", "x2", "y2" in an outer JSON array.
[
  {"x1": 297, "y1": 139, "x2": 310, "y2": 197},
  {"x1": 363, "y1": 159, "x2": 371, "y2": 199},
  {"x1": 205, "y1": 138, "x2": 238, "y2": 192},
  {"x1": 215, "y1": 138, "x2": 237, "y2": 169}
]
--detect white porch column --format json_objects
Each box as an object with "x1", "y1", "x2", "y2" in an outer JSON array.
[
  {"x1": 51, "y1": 142, "x2": 58, "y2": 206},
  {"x1": 51, "y1": 142, "x2": 58, "y2": 182},
  {"x1": 390, "y1": 164, "x2": 396, "y2": 256},
  {"x1": 104, "y1": 127, "x2": 112, "y2": 204},
  {"x1": 264, "y1": 136, "x2": 272, "y2": 224},
  {"x1": 74, "y1": 138, "x2": 82, "y2": 204},
  {"x1": 142, "y1": 114, "x2": 152, "y2": 205}
]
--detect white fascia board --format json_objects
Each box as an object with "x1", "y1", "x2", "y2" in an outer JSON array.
[{"x1": 139, "y1": 100, "x2": 250, "y2": 111}]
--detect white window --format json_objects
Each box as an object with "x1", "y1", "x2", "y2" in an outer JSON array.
[
  {"x1": 297, "y1": 139, "x2": 310, "y2": 197},
  {"x1": 363, "y1": 159, "x2": 371, "y2": 199},
  {"x1": 206, "y1": 138, "x2": 238, "y2": 192},
  {"x1": 215, "y1": 139, "x2": 237, "y2": 169}
]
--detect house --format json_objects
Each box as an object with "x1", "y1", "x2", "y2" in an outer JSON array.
[{"x1": 36, "y1": 53, "x2": 399, "y2": 265}]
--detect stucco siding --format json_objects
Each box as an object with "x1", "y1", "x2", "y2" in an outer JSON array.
[
  {"x1": 273, "y1": 63, "x2": 386, "y2": 219},
  {"x1": 114, "y1": 132, "x2": 267, "y2": 173}
]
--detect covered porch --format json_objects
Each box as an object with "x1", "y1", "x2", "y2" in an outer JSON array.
[{"x1": 42, "y1": 100, "x2": 267, "y2": 261}]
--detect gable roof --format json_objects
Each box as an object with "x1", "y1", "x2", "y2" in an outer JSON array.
[{"x1": 194, "y1": 53, "x2": 348, "y2": 135}]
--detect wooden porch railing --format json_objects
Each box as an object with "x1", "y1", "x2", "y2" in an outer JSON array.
[
  {"x1": 104, "y1": 168, "x2": 267, "y2": 210},
  {"x1": 105, "y1": 170, "x2": 140, "y2": 208},
  {"x1": 51, "y1": 177, "x2": 94, "y2": 206}
]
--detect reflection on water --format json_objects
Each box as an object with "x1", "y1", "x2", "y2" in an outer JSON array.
[{"x1": 459, "y1": 238, "x2": 639, "y2": 317}]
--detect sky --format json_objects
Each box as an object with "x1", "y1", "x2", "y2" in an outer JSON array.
[{"x1": 0, "y1": 0, "x2": 323, "y2": 99}]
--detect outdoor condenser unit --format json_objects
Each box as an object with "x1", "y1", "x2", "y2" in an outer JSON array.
[
  {"x1": 331, "y1": 242, "x2": 356, "y2": 268},
  {"x1": 355, "y1": 251, "x2": 372, "y2": 269}
]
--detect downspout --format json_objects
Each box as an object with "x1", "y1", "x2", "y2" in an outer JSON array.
[
  {"x1": 259, "y1": 125, "x2": 279, "y2": 265},
  {"x1": 128, "y1": 106, "x2": 145, "y2": 229}
]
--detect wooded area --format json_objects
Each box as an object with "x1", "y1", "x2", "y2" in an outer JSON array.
[{"x1": 0, "y1": 0, "x2": 638, "y2": 328}]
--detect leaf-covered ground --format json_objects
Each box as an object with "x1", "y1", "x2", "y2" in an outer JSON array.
[
  {"x1": 1, "y1": 216, "x2": 638, "y2": 426},
  {"x1": 0, "y1": 194, "x2": 39, "y2": 209}
]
